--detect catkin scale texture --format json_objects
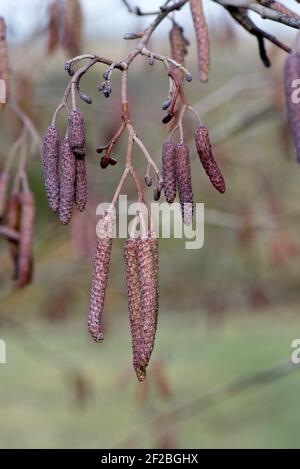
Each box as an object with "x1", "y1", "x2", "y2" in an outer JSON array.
[
  {"x1": 17, "y1": 191, "x2": 34, "y2": 288},
  {"x1": 162, "y1": 141, "x2": 177, "y2": 204},
  {"x1": 189, "y1": 0, "x2": 209, "y2": 83},
  {"x1": 88, "y1": 236, "x2": 112, "y2": 343},
  {"x1": 68, "y1": 110, "x2": 85, "y2": 154},
  {"x1": 0, "y1": 171, "x2": 9, "y2": 218},
  {"x1": 195, "y1": 125, "x2": 226, "y2": 193},
  {"x1": 175, "y1": 143, "x2": 193, "y2": 225},
  {"x1": 284, "y1": 52, "x2": 300, "y2": 163},
  {"x1": 75, "y1": 157, "x2": 87, "y2": 212},
  {"x1": 42, "y1": 125, "x2": 60, "y2": 212},
  {"x1": 59, "y1": 137, "x2": 76, "y2": 225}
]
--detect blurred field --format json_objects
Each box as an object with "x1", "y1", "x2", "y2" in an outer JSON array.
[{"x1": 1, "y1": 15, "x2": 300, "y2": 448}]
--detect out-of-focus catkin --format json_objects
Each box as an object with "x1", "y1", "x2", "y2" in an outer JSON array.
[
  {"x1": 189, "y1": 0, "x2": 209, "y2": 82},
  {"x1": 43, "y1": 125, "x2": 60, "y2": 213},
  {"x1": 284, "y1": 51, "x2": 300, "y2": 162},
  {"x1": 5, "y1": 191, "x2": 21, "y2": 279},
  {"x1": 169, "y1": 21, "x2": 189, "y2": 84},
  {"x1": 162, "y1": 141, "x2": 177, "y2": 204},
  {"x1": 16, "y1": 191, "x2": 34, "y2": 288},
  {"x1": 0, "y1": 17, "x2": 8, "y2": 111},
  {"x1": 68, "y1": 110, "x2": 85, "y2": 156},
  {"x1": 195, "y1": 125, "x2": 226, "y2": 193},
  {"x1": 75, "y1": 158, "x2": 87, "y2": 212},
  {"x1": 0, "y1": 171, "x2": 9, "y2": 218},
  {"x1": 175, "y1": 143, "x2": 193, "y2": 225},
  {"x1": 59, "y1": 137, "x2": 76, "y2": 225}
]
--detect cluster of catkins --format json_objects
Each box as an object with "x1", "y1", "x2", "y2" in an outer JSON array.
[
  {"x1": 284, "y1": 47, "x2": 300, "y2": 162},
  {"x1": 43, "y1": 109, "x2": 87, "y2": 224},
  {"x1": 87, "y1": 211, "x2": 159, "y2": 381},
  {"x1": 162, "y1": 125, "x2": 225, "y2": 224},
  {"x1": 0, "y1": 175, "x2": 35, "y2": 288}
]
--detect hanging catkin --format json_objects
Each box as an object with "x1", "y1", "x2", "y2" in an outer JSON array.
[
  {"x1": 162, "y1": 141, "x2": 177, "y2": 204},
  {"x1": 137, "y1": 237, "x2": 158, "y2": 372},
  {"x1": 74, "y1": 157, "x2": 87, "y2": 212},
  {"x1": 68, "y1": 110, "x2": 85, "y2": 156},
  {"x1": 59, "y1": 137, "x2": 76, "y2": 225},
  {"x1": 88, "y1": 213, "x2": 113, "y2": 342},
  {"x1": 43, "y1": 125, "x2": 60, "y2": 213},
  {"x1": 0, "y1": 17, "x2": 8, "y2": 111},
  {"x1": 169, "y1": 21, "x2": 189, "y2": 84},
  {"x1": 16, "y1": 191, "x2": 34, "y2": 288},
  {"x1": 124, "y1": 238, "x2": 145, "y2": 381},
  {"x1": 0, "y1": 171, "x2": 9, "y2": 218},
  {"x1": 175, "y1": 143, "x2": 193, "y2": 225},
  {"x1": 189, "y1": 0, "x2": 210, "y2": 83},
  {"x1": 284, "y1": 51, "x2": 300, "y2": 162},
  {"x1": 5, "y1": 191, "x2": 21, "y2": 279},
  {"x1": 195, "y1": 125, "x2": 226, "y2": 193}
]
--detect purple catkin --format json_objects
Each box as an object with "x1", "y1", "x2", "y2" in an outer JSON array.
[
  {"x1": 42, "y1": 125, "x2": 60, "y2": 212},
  {"x1": 0, "y1": 171, "x2": 9, "y2": 218},
  {"x1": 175, "y1": 143, "x2": 193, "y2": 225},
  {"x1": 88, "y1": 235, "x2": 112, "y2": 343},
  {"x1": 68, "y1": 110, "x2": 85, "y2": 155},
  {"x1": 59, "y1": 137, "x2": 76, "y2": 225},
  {"x1": 195, "y1": 125, "x2": 226, "y2": 193},
  {"x1": 75, "y1": 157, "x2": 87, "y2": 212},
  {"x1": 284, "y1": 52, "x2": 300, "y2": 163},
  {"x1": 162, "y1": 141, "x2": 177, "y2": 204},
  {"x1": 16, "y1": 191, "x2": 34, "y2": 288},
  {"x1": 137, "y1": 238, "x2": 158, "y2": 373}
]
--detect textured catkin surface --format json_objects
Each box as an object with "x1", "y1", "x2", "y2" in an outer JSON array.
[
  {"x1": 284, "y1": 52, "x2": 300, "y2": 162},
  {"x1": 137, "y1": 238, "x2": 158, "y2": 371},
  {"x1": 189, "y1": 0, "x2": 209, "y2": 82},
  {"x1": 195, "y1": 125, "x2": 226, "y2": 193},
  {"x1": 175, "y1": 143, "x2": 193, "y2": 225},
  {"x1": 68, "y1": 110, "x2": 85, "y2": 154},
  {"x1": 43, "y1": 125, "x2": 60, "y2": 212},
  {"x1": 5, "y1": 192, "x2": 21, "y2": 279},
  {"x1": 17, "y1": 191, "x2": 34, "y2": 288},
  {"x1": 124, "y1": 238, "x2": 145, "y2": 381},
  {"x1": 59, "y1": 137, "x2": 76, "y2": 225},
  {"x1": 75, "y1": 157, "x2": 87, "y2": 212},
  {"x1": 169, "y1": 21, "x2": 188, "y2": 84},
  {"x1": 88, "y1": 236, "x2": 112, "y2": 343},
  {"x1": 0, "y1": 16, "x2": 8, "y2": 110},
  {"x1": 162, "y1": 141, "x2": 177, "y2": 204},
  {"x1": 0, "y1": 171, "x2": 9, "y2": 217}
]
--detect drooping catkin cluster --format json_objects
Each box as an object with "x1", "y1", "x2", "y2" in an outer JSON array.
[
  {"x1": 124, "y1": 233, "x2": 159, "y2": 381},
  {"x1": 162, "y1": 141, "x2": 177, "y2": 204},
  {"x1": 284, "y1": 51, "x2": 300, "y2": 162},
  {"x1": 189, "y1": 0, "x2": 210, "y2": 83},
  {"x1": 169, "y1": 21, "x2": 189, "y2": 84},
  {"x1": 88, "y1": 212, "x2": 114, "y2": 343},
  {"x1": 42, "y1": 109, "x2": 87, "y2": 224},
  {"x1": 0, "y1": 16, "x2": 8, "y2": 111},
  {"x1": 195, "y1": 125, "x2": 226, "y2": 193}
]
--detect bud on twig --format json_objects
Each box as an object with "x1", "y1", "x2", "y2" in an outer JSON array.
[
  {"x1": 162, "y1": 141, "x2": 177, "y2": 204},
  {"x1": 175, "y1": 143, "x2": 193, "y2": 225},
  {"x1": 195, "y1": 125, "x2": 226, "y2": 193},
  {"x1": 59, "y1": 137, "x2": 76, "y2": 225},
  {"x1": 42, "y1": 125, "x2": 60, "y2": 213}
]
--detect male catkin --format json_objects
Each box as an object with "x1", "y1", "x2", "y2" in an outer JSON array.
[
  {"x1": 195, "y1": 125, "x2": 226, "y2": 193},
  {"x1": 59, "y1": 137, "x2": 76, "y2": 225},
  {"x1": 162, "y1": 141, "x2": 177, "y2": 204},
  {"x1": 169, "y1": 21, "x2": 188, "y2": 84},
  {"x1": 0, "y1": 171, "x2": 9, "y2": 218},
  {"x1": 189, "y1": 0, "x2": 210, "y2": 82},
  {"x1": 74, "y1": 157, "x2": 87, "y2": 212},
  {"x1": 284, "y1": 51, "x2": 300, "y2": 162},
  {"x1": 68, "y1": 110, "x2": 85, "y2": 156},
  {"x1": 175, "y1": 143, "x2": 193, "y2": 225},
  {"x1": 5, "y1": 191, "x2": 21, "y2": 279},
  {"x1": 17, "y1": 191, "x2": 34, "y2": 288},
  {"x1": 43, "y1": 125, "x2": 60, "y2": 213}
]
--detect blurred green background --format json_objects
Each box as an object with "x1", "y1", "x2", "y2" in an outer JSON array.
[{"x1": 1, "y1": 0, "x2": 300, "y2": 449}]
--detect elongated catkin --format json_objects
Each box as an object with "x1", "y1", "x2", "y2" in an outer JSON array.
[
  {"x1": 175, "y1": 143, "x2": 193, "y2": 225},
  {"x1": 59, "y1": 137, "x2": 76, "y2": 225},
  {"x1": 195, "y1": 125, "x2": 226, "y2": 193},
  {"x1": 0, "y1": 17, "x2": 8, "y2": 111},
  {"x1": 169, "y1": 21, "x2": 189, "y2": 84},
  {"x1": 189, "y1": 0, "x2": 209, "y2": 82},
  {"x1": 284, "y1": 52, "x2": 300, "y2": 162},
  {"x1": 162, "y1": 141, "x2": 177, "y2": 204},
  {"x1": 16, "y1": 191, "x2": 34, "y2": 288},
  {"x1": 75, "y1": 157, "x2": 87, "y2": 212},
  {"x1": 43, "y1": 125, "x2": 60, "y2": 212},
  {"x1": 0, "y1": 171, "x2": 9, "y2": 218},
  {"x1": 68, "y1": 110, "x2": 85, "y2": 156},
  {"x1": 5, "y1": 191, "x2": 21, "y2": 279}
]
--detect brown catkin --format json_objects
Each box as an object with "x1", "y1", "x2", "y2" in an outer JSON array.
[
  {"x1": 169, "y1": 21, "x2": 189, "y2": 84},
  {"x1": 68, "y1": 110, "x2": 85, "y2": 155},
  {"x1": 88, "y1": 235, "x2": 112, "y2": 343},
  {"x1": 16, "y1": 191, "x2": 34, "y2": 288},
  {"x1": 43, "y1": 124, "x2": 60, "y2": 212},
  {"x1": 162, "y1": 141, "x2": 177, "y2": 204},
  {"x1": 175, "y1": 143, "x2": 193, "y2": 225},
  {"x1": 137, "y1": 238, "x2": 158, "y2": 372},
  {"x1": 284, "y1": 52, "x2": 300, "y2": 162},
  {"x1": 189, "y1": 0, "x2": 209, "y2": 83},
  {"x1": 74, "y1": 157, "x2": 87, "y2": 212},
  {"x1": 0, "y1": 17, "x2": 8, "y2": 111},
  {"x1": 195, "y1": 125, "x2": 226, "y2": 193},
  {"x1": 59, "y1": 137, "x2": 76, "y2": 225},
  {"x1": 124, "y1": 238, "x2": 145, "y2": 382},
  {"x1": 5, "y1": 191, "x2": 21, "y2": 279},
  {"x1": 0, "y1": 171, "x2": 9, "y2": 218}
]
